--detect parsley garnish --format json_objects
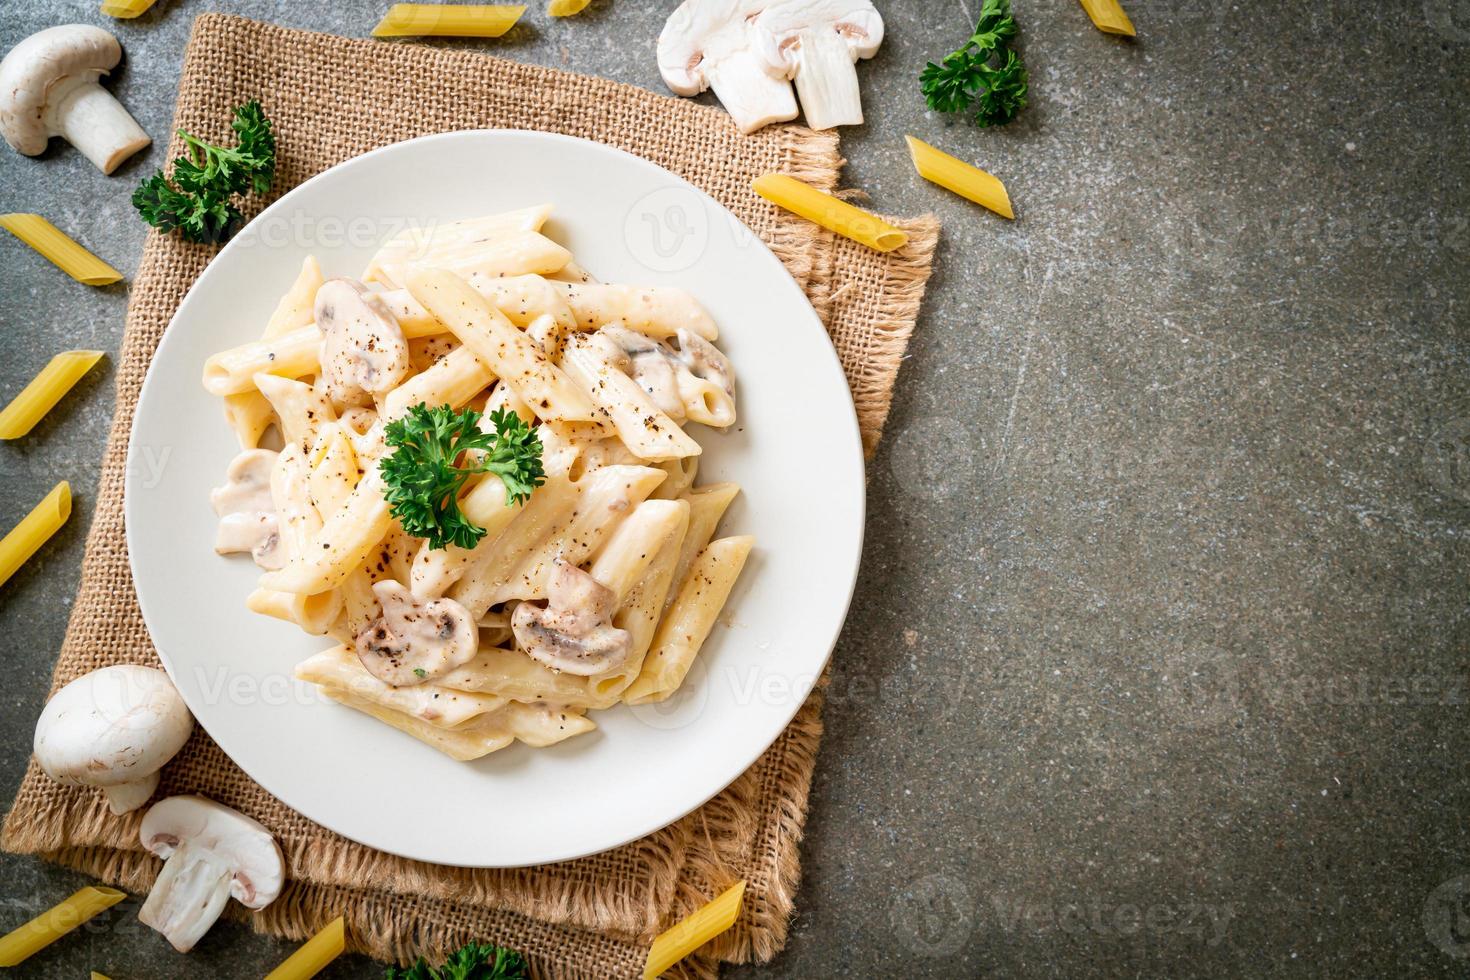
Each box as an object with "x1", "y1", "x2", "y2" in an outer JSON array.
[
  {"x1": 919, "y1": 0, "x2": 1029, "y2": 127},
  {"x1": 385, "y1": 941, "x2": 529, "y2": 980},
  {"x1": 380, "y1": 403, "x2": 546, "y2": 551},
  {"x1": 132, "y1": 100, "x2": 276, "y2": 244}
]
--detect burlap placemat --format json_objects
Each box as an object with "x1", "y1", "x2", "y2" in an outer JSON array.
[{"x1": 2, "y1": 14, "x2": 937, "y2": 977}]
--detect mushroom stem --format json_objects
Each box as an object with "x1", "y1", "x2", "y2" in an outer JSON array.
[
  {"x1": 704, "y1": 48, "x2": 799, "y2": 134},
  {"x1": 137, "y1": 842, "x2": 236, "y2": 953},
  {"x1": 788, "y1": 28, "x2": 864, "y2": 130},
  {"x1": 52, "y1": 78, "x2": 150, "y2": 174},
  {"x1": 101, "y1": 770, "x2": 159, "y2": 815}
]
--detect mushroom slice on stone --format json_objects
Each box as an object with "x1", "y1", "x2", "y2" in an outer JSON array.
[
  {"x1": 658, "y1": 0, "x2": 799, "y2": 134},
  {"x1": 354, "y1": 580, "x2": 478, "y2": 686},
  {"x1": 512, "y1": 559, "x2": 632, "y2": 676},
  {"x1": 138, "y1": 795, "x2": 285, "y2": 952},
  {"x1": 313, "y1": 277, "x2": 411, "y2": 407}
]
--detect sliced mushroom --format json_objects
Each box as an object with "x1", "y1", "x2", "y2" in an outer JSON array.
[
  {"x1": 674, "y1": 328, "x2": 736, "y2": 397},
  {"x1": 354, "y1": 580, "x2": 478, "y2": 686},
  {"x1": 210, "y1": 448, "x2": 283, "y2": 569},
  {"x1": 511, "y1": 559, "x2": 632, "y2": 676},
  {"x1": 658, "y1": 0, "x2": 800, "y2": 134},
  {"x1": 138, "y1": 795, "x2": 284, "y2": 952},
  {"x1": 313, "y1": 278, "x2": 411, "y2": 407},
  {"x1": 595, "y1": 326, "x2": 687, "y2": 419},
  {"x1": 753, "y1": 0, "x2": 884, "y2": 130}
]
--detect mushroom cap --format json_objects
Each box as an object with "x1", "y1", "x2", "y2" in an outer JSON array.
[
  {"x1": 33, "y1": 664, "x2": 193, "y2": 791},
  {"x1": 314, "y1": 277, "x2": 411, "y2": 406},
  {"x1": 0, "y1": 24, "x2": 122, "y2": 155},
  {"x1": 140, "y1": 795, "x2": 285, "y2": 909},
  {"x1": 657, "y1": 0, "x2": 782, "y2": 96},
  {"x1": 753, "y1": 0, "x2": 884, "y2": 72}
]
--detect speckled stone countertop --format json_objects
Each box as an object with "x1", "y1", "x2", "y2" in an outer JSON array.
[{"x1": 2, "y1": 1, "x2": 1468, "y2": 977}]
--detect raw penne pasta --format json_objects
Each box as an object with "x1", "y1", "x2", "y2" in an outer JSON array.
[
  {"x1": 263, "y1": 915, "x2": 344, "y2": 980},
  {"x1": 371, "y1": 3, "x2": 527, "y2": 38},
  {"x1": 99, "y1": 0, "x2": 156, "y2": 16},
  {"x1": 643, "y1": 881, "x2": 746, "y2": 980},
  {"x1": 0, "y1": 481, "x2": 70, "y2": 589},
  {"x1": 547, "y1": 0, "x2": 591, "y2": 14},
  {"x1": 263, "y1": 256, "x2": 325, "y2": 339},
  {"x1": 1078, "y1": 0, "x2": 1136, "y2": 34},
  {"x1": 222, "y1": 390, "x2": 275, "y2": 450},
  {"x1": 0, "y1": 350, "x2": 103, "y2": 439},
  {"x1": 623, "y1": 535, "x2": 754, "y2": 704},
  {"x1": 0, "y1": 214, "x2": 121, "y2": 285},
  {"x1": 905, "y1": 136, "x2": 1015, "y2": 219},
  {"x1": 751, "y1": 173, "x2": 908, "y2": 252},
  {"x1": 0, "y1": 886, "x2": 125, "y2": 967},
  {"x1": 405, "y1": 268, "x2": 596, "y2": 422}
]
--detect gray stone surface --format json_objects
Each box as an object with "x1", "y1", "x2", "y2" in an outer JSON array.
[{"x1": 2, "y1": 0, "x2": 1468, "y2": 977}]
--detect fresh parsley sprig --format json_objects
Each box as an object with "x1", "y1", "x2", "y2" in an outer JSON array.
[
  {"x1": 380, "y1": 403, "x2": 546, "y2": 552},
  {"x1": 920, "y1": 0, "x2": 1029, "y2": 127},
  {"x1": 132, "y1": 100, "x2": 276, "y2": 244},
  {"x1": 385, "y1": 941, "x2": 530, "y2": 980}
]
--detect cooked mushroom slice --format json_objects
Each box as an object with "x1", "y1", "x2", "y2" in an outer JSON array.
[
  {"x1": 595, "y1": 326, "x2": 686, "y2": 418},
  {"x1": 209, "y1": 448, "x2": 283, "y2": 569},
  {"x1": 354, "y1": 580, "x2": 478, "y2": 686},
  {"x1": 138, "y1": 795, "x2": 285, "y2": 952},
  {"x1": 512, "y1": 559, "x2": 632, "y2": 676},
  {"x1": 313, "y1": 278, "x2": 411, "y2": 407},
  {"x1": 658, "y1": 0, "x2": 799, "y2": 134},
  {"x1": 0, "y1": 24, "x2": 151, "y2": 173},
  {"x1": 32, "y1": 665, "x2": 194, "y2": 814},
  {"x1": 753, "y1": 0, "x2": 884, "y2": 130},
  {"x1": 675, "y1": 328, "x2": 736, "y2": 397}
]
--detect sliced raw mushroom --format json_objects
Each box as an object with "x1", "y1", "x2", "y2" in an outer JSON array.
[
  {"x1": 658, "y1": 0, "x2": 799, "y2": 134},
  {"x1": 354, "y1": 580, "x2": 478, "y2": 686},
  {"x1": 313, "y1": 278, "x2": 411, "y2": 407},
  {"x1": 209, "y1": 448, "x2": 283, "y2": 569},
  {"x1": 138, "y1": 795, "x2": 284, "y2": 952},
  {"x1": 753, "y1": 0, "x2": 884, "y2": 130},
  {"x1": 0, "y1": 24, "x2": 151, "y2": 173},
  {"x1": 512, "y1": 559, "x2": 632, "y2": 676},
  {"x1": 32, "y1": 665, "x2": 194, "y2": 814}
]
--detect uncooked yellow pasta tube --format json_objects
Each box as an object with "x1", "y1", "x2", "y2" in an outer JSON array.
[
  {"x1": 0, "y1": 886, "x2": 125, "y2": 967},
  {"x1": 547, "y1": 0, "x2": 590, "y2": 14},
  {"x1": 264, "y1": 915, "x2": 345, "y2": 980},
  {"x1": 372, "y1": 3, "x2": 526, "y2": 37},
  {"x1": 99, "y1": 0, "x2": 156, "y2": 17},
  {"x1": 1078, "y1": 0, "x2": 1135, "y2": 35},
  {"x1": 91, "y1": 972, "x2": 112, "y2": 980},
  {"x1": 0, "y1": 214, "x2": 121, "y2": 285},
  {"x1": 643, "y1": 880, "x2": 745, "y2": 980},
  {"x1": 0, "y1": 482, "x2": 71, "y2": 590},
  {"x1": 905, "y1": 136, "x2": 1014, "y2": 219},
  {"x1": 751, "y1": 173, "x2": 907, "y2": 252},
  {"x1": 0, "y1": 350, "x2": 104, "y2": 440}
]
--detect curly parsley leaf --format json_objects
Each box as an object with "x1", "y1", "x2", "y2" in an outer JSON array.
[
  {"x1": 380, "y1": 403, "x2": 546, "y2": 552},
  {"x1": 385, "y1": 941, "x2": 530, "y2": 980},
  {"x1": 919, "y1": 0, "x2": 1029, "y2": 127}
]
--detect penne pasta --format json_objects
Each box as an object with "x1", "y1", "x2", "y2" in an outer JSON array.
[
  {"x1": 99, "y1": 0, "x2": 157, "y2": 16},
  {"x1": 255, "y1": 374, "x2": 337, "y2": 451},
  {"x1": 666, "y1": 483, "x2": 740, "y2": 613},
  {"x1": 0, "y1": 213, "x2": 121, "y2": 285},
  {"x1": 263, "y1": 256, "x2": 325, "y2": 339},
  {"x1": 0, "y1": 350, "x2": 104, "y2": 440},
  {"x1": 263, "y1": 915, "x2": 344, "y2": 980},
  {"x1": 0, "y1": 886, "x2": 126, "y2": 967},
  {"x1": 381, "y1": 345, "x2": 495, "y2": 421},
  {"x1": 297, "y1": 646, "x2": 509, "y2": 729},
  {"x1": 1077, "y1": 0, "x2": 1136, "y2": 35},
  {"x1": 905, "y1": 136, "x2": 1015, "y2": 219},
  {"x1": 468, "y1": 274, "x2": 718, "y2": 341},
  {"x1": 257, "y1": 470, "x2": 395, "y2": 595},
  {"x1": 591, "y1": 501, "x2": 688, "y2": 697},
  {"x1": 562, "y1": 334, "x2": 702, "y2": 460},
  {"x1": 643, "y1": 881, "x2": 746, "y2": 980},
  {"x1": 440, "y1": 646, "x2": 617, "y2": 709},
  {"x1": 0, "y1": 482, "x2": 70, "y2": 589},
  {"x1": 751, "y1": 173, "x2": 908, "y2": 252},
  {"x1": 371, "y1": 3, "x2": 527, "y2": 38},
  {"x1": 222, "y1": 390, "x2": 276, "y2": 450}
]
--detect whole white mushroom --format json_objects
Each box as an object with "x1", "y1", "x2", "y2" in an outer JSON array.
[
  {"x1": 0, "y1": 24, "x2": 151, "y2": 173},
  {"x1": 33, "y1": 664, "x2": 194, "y2": 814}
]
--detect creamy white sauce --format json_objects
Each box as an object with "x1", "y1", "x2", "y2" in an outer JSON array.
[{"x1": 210, "y1": 449, "x2": 283, "y2": 569}]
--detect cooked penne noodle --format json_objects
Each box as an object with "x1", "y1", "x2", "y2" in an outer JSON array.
[
  {"x1": 562, "y1": 334, "x2": 701, "y2": 460},
  {"x1": 366, "y1": 208, "x2": 551, "y2": 283},
  {"x1": 307, "y1": 428, "x2": 359, "y2": 516},
  {"x1": 222, "y1": 390, "x2": 275, "y2": 450},
  {"x1": 256, "y1": 374, "x2": 337, "y2": 451},
  {"x1": 99, "y1": 0, "x2": 157, "y2": 16},
  {"x1": 202, "y1": 326, "x2": 323, "y2": 396},
  {"x1": 264, "y1": 256, "x2": 325, "y2": 339},
  {"x1": 0, "y1": 350, "x2": 103, "y2": 440},
  {"x1": 263, "y1": 915, "x2": 344, "y2": 980},
  {"x1": 1077, "y1": 0, "x2": 1136, "y2": 34},
  {"x1": 409, "y1": 472, "x2": 524, "y2": 598},
  {"x1": 0, "y1": 886, "x2": 126, "y2": 967},
  {"x1": 643, "y1": 881, "x2": 746, "y2": 980},
  {"x1": 0, "y1": 214, "x2": 121, "y2": 285},
  {"x1": 440, "y1": 646, "x2": 617, "y2": 709},
  {"x1": 405, "y1": 268, "x2": 596, "y2": 422},
  {"x1": 751, "y1": 173, "x2": 908, "y2": 252},
  {"x1": 297, "y1": 646, "x2": 509, "y2": 729},
  {"x1": 371, "y1": 3, "x2": 527, "y2": 38},
  {"x1": 381, "y1": 344, "x2": 495, "y2": 421},
  {"x1": 666, "y1": 483, "x2": 740, "y2": 613},
  {"x1": 905, "y1": 136, "x2": 1015, "y2": 219},
  {"x1": 650, "y1": 457, "x2": 699, "y2": 501},
  {"x1": 492, "y1": 276, "x2": 719, "y2": 341},
  {"x1": 0, "y1": 481, "x2": 71, "y2": 590},
  {"x1": 464, "y1": 273, "x2": 577, "y2": 332},
  {"x1": 247, "y1": 587, "x2": 342, "y2": 636},
  {"x1": 257, "y1": 470, "x2": 394, "y2": 595},
  {"x1": 623, "y1": 535, "x2": 754, "y2": 704},
  {"x1": 370, "y1": 227, "x2": 568, "y2": 288},
  {"x1": 591, "y1": 502, "x2": 688, "y2": 697},
  {"x1": 589, "y1": 500, "x2": 689, "y2": 601}
]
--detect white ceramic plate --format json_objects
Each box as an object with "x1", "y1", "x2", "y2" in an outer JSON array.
[{"x1": 126, "y1": 131, "x2": 863, "y2": 867}]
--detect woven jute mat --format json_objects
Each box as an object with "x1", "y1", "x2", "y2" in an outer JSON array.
[{"x1": 1, "y1": 14, "x2": 937, "y2": 978}]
